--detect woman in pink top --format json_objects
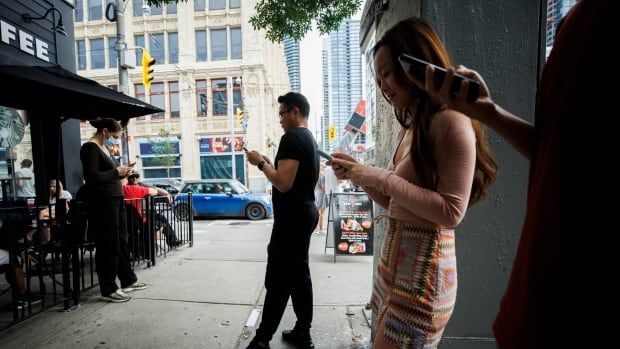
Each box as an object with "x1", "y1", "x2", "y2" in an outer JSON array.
[{"x1": 330, "y1": 18, "x2": 497, "y2": 348}]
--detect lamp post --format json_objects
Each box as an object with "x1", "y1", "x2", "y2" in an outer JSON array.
[{"x1": 229, "y1": 76, "x2": 242, "y2": 180}]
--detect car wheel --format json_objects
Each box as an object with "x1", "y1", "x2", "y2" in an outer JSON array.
[
  {"x1": 246, "y1": 203, "x2": 266, "y2": 220},
  {"x1": 174, "y1": 203, "x2": 191, "y2": 221}
]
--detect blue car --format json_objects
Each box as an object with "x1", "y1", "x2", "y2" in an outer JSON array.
[{"x1": 173, "y1": 179, "x2": 273, "y2": 220}]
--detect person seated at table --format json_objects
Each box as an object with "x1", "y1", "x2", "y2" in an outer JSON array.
[
  {"x1": 38, "y1": 179, "x2": 72, "y2": 242},
  {"x1": 0, "y1": 219, "x2": 42, "y2": 309},
  {"x1": 123, "y1": 173, "x2": 178, "y2": 249}
]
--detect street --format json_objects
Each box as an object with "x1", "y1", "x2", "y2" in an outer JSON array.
[{"x1": 0, "y1": 218, "x2": 373, "y2": 349}]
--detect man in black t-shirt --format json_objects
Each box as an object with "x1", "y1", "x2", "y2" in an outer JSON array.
[{"x1": 246, "y1": 92, "x2": 319, "y2": 349}]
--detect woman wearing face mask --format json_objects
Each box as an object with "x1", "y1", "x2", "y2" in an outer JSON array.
[
  {"x1": 330, "y1": 18, "x2": 497, "y2": 348},
  {"x1": 80, "y1": 118, "x2": 148, "y2": 303}
]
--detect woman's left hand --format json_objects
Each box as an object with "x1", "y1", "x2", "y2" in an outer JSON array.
[{"x1": 329, "y1": 158, "x2": 363, "y2": 181}]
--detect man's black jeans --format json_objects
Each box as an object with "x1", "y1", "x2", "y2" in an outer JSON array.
[{"x1": 255, "y1": 207, "x2": 318, "y2": 342}]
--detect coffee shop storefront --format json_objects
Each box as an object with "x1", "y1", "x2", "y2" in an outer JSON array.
[
  {"x1": 0, "y1": 0, "x2": 161, "y2": 328},
  {"x1": 1, "y1": 0, "x2": 161, "y2": 198}
]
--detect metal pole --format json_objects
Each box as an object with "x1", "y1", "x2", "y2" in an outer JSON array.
[
  {"x1": 230, "y1": 77, "x2": 236, "y2": 180},
  {"x1": 115, "y1": 0, "x2": 130, "y2": 165}
]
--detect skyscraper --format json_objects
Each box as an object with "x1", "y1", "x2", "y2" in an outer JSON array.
[
  {"x1": 283, "y1": 37, "x2": 301, "y2": 93},
  {"x1": 546, "y1": 0, "x2": 577, "y2": 56},
  {"x1": 321, "y1": 38, "x2": 330, "y2": 151},
  {"x1": 322, "y1": 19, "x2": 362, "y2": 152}
]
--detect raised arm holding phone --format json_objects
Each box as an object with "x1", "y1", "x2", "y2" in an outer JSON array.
[
  {"x1": 329, "y1": 18, "x2": 497, "y2": 348},
  {"x1": 411, "y1": 1, "x2": 615, "y2": 348}
]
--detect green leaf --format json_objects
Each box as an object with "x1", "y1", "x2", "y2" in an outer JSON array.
[
  {"x1": 143, "y1": 0, "x2": 361, "y2": 42},
  {"x1": 250, "y1": 0, "x2": 362, "y2": 42}
]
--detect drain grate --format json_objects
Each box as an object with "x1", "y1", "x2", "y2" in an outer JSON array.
[{"x1": 228, "y1": 222, "x2": 251, "y2": 225}]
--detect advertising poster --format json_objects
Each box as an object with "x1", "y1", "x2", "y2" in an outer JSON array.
[
  {"x1": 199, "y1": 136, "x2": 245, "y2": 154},
  {"x1": 331, "y1": 193, "x2": 373, "y2": 256}
]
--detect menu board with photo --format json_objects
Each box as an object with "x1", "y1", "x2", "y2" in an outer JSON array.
[{"x1": 329, "y1": 193, "x2": 374, "y2": 256}]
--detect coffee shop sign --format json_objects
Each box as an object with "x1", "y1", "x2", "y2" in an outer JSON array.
[{"x1": 1, "y1": 19, "x2": 51, "y2": 62}]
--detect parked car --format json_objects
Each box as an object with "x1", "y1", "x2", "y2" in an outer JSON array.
[
  {"x1": 173, "y1": 179, "x2": 273, "y2": 220},
  {"x1": 140, "y1": 178, "x2": 183, "y2": 196}
]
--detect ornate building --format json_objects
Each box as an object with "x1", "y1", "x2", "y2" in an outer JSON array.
[{"x1": 74, "y1": 0, "x2": 289, "y2": 191}]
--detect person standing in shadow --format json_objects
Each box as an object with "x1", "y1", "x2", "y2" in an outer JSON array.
[
  {"x1": 417, "y1": 1, "x2": 615, "y2": 347},
  {"x1": 81, "y1": 118, "x2": 149, "y2": 303}
]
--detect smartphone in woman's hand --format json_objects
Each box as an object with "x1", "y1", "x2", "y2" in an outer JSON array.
[
  {"x1": 317, "y1": 149, "x2": 333, "y2": 161},
  {"x1": 398, "y1": 53, "x2": 480, "y2": 101}
]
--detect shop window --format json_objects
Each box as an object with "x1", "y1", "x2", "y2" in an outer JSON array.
[
  {"x1": 200, "y1": 154, "x2": 245, "y2": 184},
  {"x1": 139, "y1": 138, "x2": 181, "y2": 180}
]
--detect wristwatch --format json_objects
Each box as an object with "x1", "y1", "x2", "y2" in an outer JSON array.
[{"x1": 257, "y1": 160, "x2": 267, "y2": 171}]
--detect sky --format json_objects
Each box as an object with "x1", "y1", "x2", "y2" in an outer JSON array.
[{"x1": 299, "y1": 7, "x2": 364, "y2": 138}]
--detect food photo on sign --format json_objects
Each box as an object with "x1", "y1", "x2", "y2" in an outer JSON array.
[{"x1": 331, "y1": 193, "x2": 374, "y2": 256}]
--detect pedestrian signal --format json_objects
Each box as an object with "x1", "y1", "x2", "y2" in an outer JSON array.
[
  {"x1": 141, "y1": 49, "x2": 156, "y2": 89},
  {"x1": 328, "y1": 126, "x2": 337, "y2": 141},
  {"x1": 236, "y1": 108, "x2": 244, "y2": 126}
]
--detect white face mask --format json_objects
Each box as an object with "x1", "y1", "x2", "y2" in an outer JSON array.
[{"x1": 104, "y1": 135, "x2": 119, "y2": 148}]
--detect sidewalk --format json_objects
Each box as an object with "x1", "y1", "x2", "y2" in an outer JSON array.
[{"x1": 0, "y1": 219, "x2": 373, "y2": 348}]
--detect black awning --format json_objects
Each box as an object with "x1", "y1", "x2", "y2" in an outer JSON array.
[{"x1": 0, "y1": 64, "x2": 163, "y2": 120}]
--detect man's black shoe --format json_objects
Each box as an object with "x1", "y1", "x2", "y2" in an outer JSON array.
[
  {"x1": 282, "y1": 329, "x2": 315, "y2": 349},
  {"x1": 246, "y1": 337, "x2": 270, "y2": 349}
]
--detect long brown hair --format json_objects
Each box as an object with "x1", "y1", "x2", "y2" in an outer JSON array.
[{"x1": 374, "y1": 18, "x2": 497, "y2": 205}]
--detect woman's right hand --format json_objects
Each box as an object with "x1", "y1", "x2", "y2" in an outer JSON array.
[
  {"x1": 116, "y1": 166, "x2": 132, "y2": 177},
  {"x1": 420, "y1": 65, "x2": 497, "y2": 126}
]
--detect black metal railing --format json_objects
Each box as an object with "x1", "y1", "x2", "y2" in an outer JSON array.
[
  {"x1": 0, "y1": 193, "x2": 193, "y2": 331},
  {"x1": 0, "y1": 202, "x2": 71, "y2": 329}
]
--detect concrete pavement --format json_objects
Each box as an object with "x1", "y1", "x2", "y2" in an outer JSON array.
[{"x1": 0, "y1": 219, "x2": 373, "y2": 348}]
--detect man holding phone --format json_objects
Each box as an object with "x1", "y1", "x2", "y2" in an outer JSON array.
[{"x1": 245, "y1": 92, "x2": 319, "y2": 349}]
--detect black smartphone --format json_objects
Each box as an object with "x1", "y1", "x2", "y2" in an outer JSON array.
[
  {"x1": 317, "y1": 149, "x2": 333, "y2": 161},
  {"x1": 397, "y1": 53, "x2": 480, "y2": 102}
]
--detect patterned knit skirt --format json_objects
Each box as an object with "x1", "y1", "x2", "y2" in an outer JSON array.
[{"x1": 371, "y1": 219, "x2": 457, "y2": 349}]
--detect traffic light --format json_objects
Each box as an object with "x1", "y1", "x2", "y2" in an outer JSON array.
[
  {"x1": 328, "y1": 126, "x2": 337, "y2": 141},
  {"x1": 141, "y1": 49, "x2": 155, "y2": 90},
  {"x1": 236, "y1": 107, "x2": 244, "y2": 126}
]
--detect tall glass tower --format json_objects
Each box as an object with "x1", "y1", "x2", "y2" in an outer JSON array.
[
  {"x1": 546, "y1": 0, "x2": 577, "y2": 57},
  {"x1": 322, "y1": 19, "x2": 362, "y2": 152},
  {"x1": 283, "y1": 37, "x2": 301, "y2": 92}
]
